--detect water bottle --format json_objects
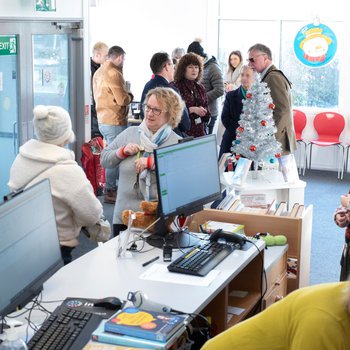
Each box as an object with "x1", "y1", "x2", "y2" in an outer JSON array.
[{"x1": 0, "y1": 325, "x2": 28, "y2": 350}]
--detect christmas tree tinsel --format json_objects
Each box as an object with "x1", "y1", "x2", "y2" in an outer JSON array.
[{"x1": 231, "y1": 77, "x2": 282, "y2": 164}]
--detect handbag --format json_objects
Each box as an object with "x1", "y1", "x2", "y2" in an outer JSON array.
[{"x1": 82, "y1": 216, "x2": 112, "y2": 243}]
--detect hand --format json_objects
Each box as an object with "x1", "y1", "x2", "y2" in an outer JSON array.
[
  {"x1": 135, "y1": 157, "x2": 148, "y2": 173},
  {"x1": 190, "y1": 106, "x2": 207, "y2": 117},
  {"x1": 225, "y1": 83, "x2": 234, "y2": 92},
  {"x1": 335, "y1": 211, "x2": 349, "y2": 227},
  {"x1": 124, "y1": 143, "x2": 141, "y2": 156}
]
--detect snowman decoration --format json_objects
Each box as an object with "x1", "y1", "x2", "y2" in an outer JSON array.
[{"x1": 300, "y1": 27, "x2": 332, "y2": 63}]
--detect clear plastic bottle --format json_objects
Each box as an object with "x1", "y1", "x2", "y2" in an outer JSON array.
[{"x1": 0, "y1": 325, "x2": 28, "y2": 350}]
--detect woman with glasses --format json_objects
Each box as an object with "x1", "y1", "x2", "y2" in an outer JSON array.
[
  {"x1": 172, "y1": 53, "x2": 210, "y2": 137},
  {"x1": 219, "y1": 65, "x2": 255, "y2": 159},
  {"x1": 101, "y1": 87, "x2": 183, "y2": 236}
]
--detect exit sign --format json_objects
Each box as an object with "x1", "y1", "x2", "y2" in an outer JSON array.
[
  {"x1": 36, "y1": 0, "x2": 56, "y2": 12},
  {"x1": 0, "y1": 36, "x2": 17, "y2": 56}
]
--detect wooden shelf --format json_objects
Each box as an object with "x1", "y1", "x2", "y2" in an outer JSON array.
[{"x1": 227, "y1": 292, "x2": 261, "y2": 327}]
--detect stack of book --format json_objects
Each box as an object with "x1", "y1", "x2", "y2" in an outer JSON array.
[{"x1": 90, "y1": 307, "x2": 187, "y2": 349}]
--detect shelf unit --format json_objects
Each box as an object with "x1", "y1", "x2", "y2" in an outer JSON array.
[{"x1": 191, "y1": 206, "x2": 313, "y2": 294}]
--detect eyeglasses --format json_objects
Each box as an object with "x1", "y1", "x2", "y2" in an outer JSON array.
[
  {"x1": 143, "y1": 104, "x2": 165, "y2": 116},
  {"x1": 247, "y1": 54, "x2": 265, "y2": 63}
]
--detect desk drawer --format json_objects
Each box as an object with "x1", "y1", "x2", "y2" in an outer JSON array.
[
  {"x1": 262, "y1": 272, "x2": 287, "y2": 309},
  {"x1": 265, "y1": 250, "x2": 287, "y2": 291}
]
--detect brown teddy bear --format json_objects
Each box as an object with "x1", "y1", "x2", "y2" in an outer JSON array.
[{"x1": 122, "y1": 201, "x2": 159, "y2": 232}]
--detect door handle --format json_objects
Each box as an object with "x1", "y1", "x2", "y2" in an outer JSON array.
[{"x1": 12, "y1": 121, "x2": 18, "y2": 154}]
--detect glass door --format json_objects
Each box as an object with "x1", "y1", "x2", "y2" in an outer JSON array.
[
  {"x1": 0, "y1": 35, "x2": 19, "y2": 196},
  {"x1": 0, "y1": 20, "x2": 83, "y2": 197},
  {"x1": 32, "y1": 34, "x2": 70, "y2": 111}
]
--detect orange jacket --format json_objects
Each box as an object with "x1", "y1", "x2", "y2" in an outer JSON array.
[{"x1": 93, "y1": 61, "x2": 133, "y2": 126}]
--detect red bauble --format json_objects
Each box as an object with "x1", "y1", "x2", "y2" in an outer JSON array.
[
  {"x1": 250, "y1": 145, "x2": 256, "y2": 152},
  {"x1": 261, "y1": 120, "x2": 267, "y2": 126},
  {"x1": 246, "y1": 93, "x2": 252, "y2": 99},
  {"x1": 275, "y1": 153, "x2": 281, "y2": 158},
  {"x1": 237, "y1": 127, "x2": 244, "y2": 133},
  {"x1": 269, "y1": 103, "x2": 275, "y2": 110},
  {"x1": 236, "y1": 154, "x2": 241, "y2": 160}
]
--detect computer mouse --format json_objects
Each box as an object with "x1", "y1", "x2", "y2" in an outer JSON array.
[{"x1": 93, "y1": 297, "x2": 123, "y2": 310}]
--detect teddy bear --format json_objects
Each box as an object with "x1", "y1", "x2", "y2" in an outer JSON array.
[{"x1": 122, "y1": 201, "x2": 159, "y2": 232}]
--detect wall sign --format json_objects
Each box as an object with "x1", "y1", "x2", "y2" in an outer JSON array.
[
  {"x1": 36, "y1": 0, "x2": 56, "y2": 12},
  {"x1": 294, "y1": 23, "x2": 337, "y2": 67},
  {"x1": 0, "y1": 36, "x2": 17, "y2": 56}
]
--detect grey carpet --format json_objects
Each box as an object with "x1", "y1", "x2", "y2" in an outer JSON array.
[{"x1": 72, "y1": 170, "x2": 350, "y2": 285}]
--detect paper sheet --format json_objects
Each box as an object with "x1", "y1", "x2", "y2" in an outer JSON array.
[
  {"x1": 227, "y1": 306, "x2": 245, "y2": 316},
  {"x1": 139, "y1": 263, "x2": 220, "y2": 286},
  {"x1": 229, "y1": 290, "x2": 248, "y2": 298}
]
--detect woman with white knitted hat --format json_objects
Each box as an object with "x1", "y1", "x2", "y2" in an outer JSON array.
[{"x1": 8, "y1": 105, "x2": 103, "y2": 264}]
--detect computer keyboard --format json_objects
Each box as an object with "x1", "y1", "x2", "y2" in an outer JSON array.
[
  {"x1": 27, "y1": 304, "x2": 103, "y2": 350},
  {"x1": 167, "y1": 240, "x2": 235, "y2": 277}
]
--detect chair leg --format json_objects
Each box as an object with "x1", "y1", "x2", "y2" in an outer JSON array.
[
  {"x1": 303, "y1": 142, "x2": 309, "y2": 176},
  {"x1": 308, "y1": 143, "x2": 313, "y2": 171}
]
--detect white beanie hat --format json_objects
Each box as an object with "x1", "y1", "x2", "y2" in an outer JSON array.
[{"x1": 33, "y1": 105, "x2": 75, "y2": 145}]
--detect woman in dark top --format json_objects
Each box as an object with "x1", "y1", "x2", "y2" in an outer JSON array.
[
  {"x1": 173, "y1": 53, "x2": 210, "y2": 137},
  {"x1": 219, "y1": 65, "x2": 255, "y2": 158}
]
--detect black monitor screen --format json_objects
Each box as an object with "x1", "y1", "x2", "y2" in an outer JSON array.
[
  {"x1": 0, "y1": 179, "x2": 63, "y2": 317},
  {"x1": 154, "y1": 134, "x2": 221, "y2": 218}
]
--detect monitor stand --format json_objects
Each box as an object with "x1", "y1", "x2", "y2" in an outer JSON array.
[{"x1": 146, "y1": 230, "x2": 201, "y2": 249}]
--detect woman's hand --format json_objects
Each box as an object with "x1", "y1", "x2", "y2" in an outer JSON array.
[
  {"x1": 225, "y1": 83, "x2": 234, "y2": 92},
  {"x1": 335, "y1": 211, "x2": 349, "y2": 227},
  {"x1": 135, "y1": 157, "x2": 148, "y2": 173},
  {"x1": 124, "y1": 143, "x2": 141, "y2": 156},
  {"x1": 189, "y1": 106, "x2": 207, "y2": 117}
]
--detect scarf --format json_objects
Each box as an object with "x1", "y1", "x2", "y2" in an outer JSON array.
[{"x1": 137, "y1": 120, "x2": 172, "y2": 200}]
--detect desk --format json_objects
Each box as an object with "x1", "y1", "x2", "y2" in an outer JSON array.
[
  {"x1": 23, "y1": 236, "x2": 264, "y2": 336},
  {"x1": 222, "y1": 170, "x2": 306, "y2": 210}
]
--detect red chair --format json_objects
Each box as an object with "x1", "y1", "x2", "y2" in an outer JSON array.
[
  {"x1": 307, "y1": 112, "x2": 345, "y2": 179},
  {"x1": 293, "y1": 109, "x2": 308, "y2": 175}
]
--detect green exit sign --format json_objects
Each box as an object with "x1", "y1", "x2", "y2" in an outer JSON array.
[
  {"x1": 36, "y1": 0, "x2": 56, "y2": 12},
  {"x1": 0, "y1": 36, "x2": 17, "y2": 56}
]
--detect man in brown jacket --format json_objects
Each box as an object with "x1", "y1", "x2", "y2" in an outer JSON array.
[
  {"x1": 248, "y1": 43, "x2": 296, "y2": 155},
  {"x1": 93, "y1": 45, "x2": 133, "y2": 203}
]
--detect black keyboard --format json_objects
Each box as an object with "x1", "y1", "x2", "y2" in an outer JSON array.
[
  {"x1": 27, "y1": 305, "x2": 103, "y2": 350},
  {"x1": 167, "y1": 241, "x2": 235, "y2": 276}
]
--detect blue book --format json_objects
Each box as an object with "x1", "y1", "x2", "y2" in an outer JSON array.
[
  {"x1": 92, "y1": 319, "x2": 186, "y2": 349},
  {"x1": 104, "y1": 307, "x2": 186, "y2": 343}
]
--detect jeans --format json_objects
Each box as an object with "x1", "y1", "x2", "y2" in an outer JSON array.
[{"x1": 98, "y1": 124, "x2": 127, "y2": 191}]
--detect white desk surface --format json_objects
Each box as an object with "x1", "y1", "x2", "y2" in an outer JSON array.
[
  {"x1": 40, "y1": 236, "x2": 265, "y2": 315},
  {"x1": 222, "y1": 170, "x2": 306, "y2": 191}
]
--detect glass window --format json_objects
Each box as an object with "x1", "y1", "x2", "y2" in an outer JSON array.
[
  {"x1": 280, "y1": 21, "x2": 341, "y2": 108},
  {"x1": 218, "y1": 20, "x2": 280, "y2": 74}
]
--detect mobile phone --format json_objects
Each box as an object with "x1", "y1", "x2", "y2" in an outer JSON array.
[{"x1": 163, "y1": 245, "x2": 172, "y2": 262}]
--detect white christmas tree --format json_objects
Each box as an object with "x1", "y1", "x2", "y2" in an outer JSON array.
[{"x1": 232, "y1": 78, "x2": 282, "y2": 165}]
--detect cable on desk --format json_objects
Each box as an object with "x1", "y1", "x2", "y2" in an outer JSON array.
[{"x1": 246, "y1": 238, "x2": 268, "y2": 304}]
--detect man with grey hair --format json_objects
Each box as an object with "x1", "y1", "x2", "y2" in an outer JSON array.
[
  {"x1": 248, "y1": 43, "x2": 296, "y2": 154},
  {"x1": 93, "y1": 45, "x2": 133, "y2": 203}
]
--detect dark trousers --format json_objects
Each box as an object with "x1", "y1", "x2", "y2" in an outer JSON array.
[
  {"x1": 113, "y1": 224, "x2": 127, "y2": 237},
  {"x1": 60, "y1": 246, "x2": 74, "y2": 265}
]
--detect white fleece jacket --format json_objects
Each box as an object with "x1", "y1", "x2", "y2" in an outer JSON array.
[{"x1": 8, "y1": 139, "x2": 103, "y2": 247}]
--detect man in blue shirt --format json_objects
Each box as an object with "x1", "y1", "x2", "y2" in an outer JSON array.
[{"x1": 140, "y1": 52, "x2": 190, "y2": 136}]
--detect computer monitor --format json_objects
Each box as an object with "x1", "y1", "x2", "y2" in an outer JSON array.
[
  {"x1": 0, "y1": 179, "x2": 63, "y2": 319},
  {"x1": 147, "y1": 134, "x2": 222, "y2": 248}
]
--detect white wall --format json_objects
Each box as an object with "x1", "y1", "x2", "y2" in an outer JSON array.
[
  {"x1": 89, "y1": 0, "x2": 212, "y2": 100},
  {"x1": 0, "y1": 0, "x2": 84, "y2": 19}
]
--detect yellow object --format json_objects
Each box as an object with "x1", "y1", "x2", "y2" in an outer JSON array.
[{"x1": 201, "y1": 282, "x2": 350, "y2": 350}]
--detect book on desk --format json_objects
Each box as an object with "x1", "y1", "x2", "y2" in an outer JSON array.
[
  {"x1": 92, "y1": 318, "x2": 186, "y2": 349},
  {"x1": 103, "y1": 307, "x2": 186, "y2": 343}
]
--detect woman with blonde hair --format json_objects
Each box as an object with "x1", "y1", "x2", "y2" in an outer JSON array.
[{"x1": 101, "y1": 87, "x2": 184, "y2": 236}]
